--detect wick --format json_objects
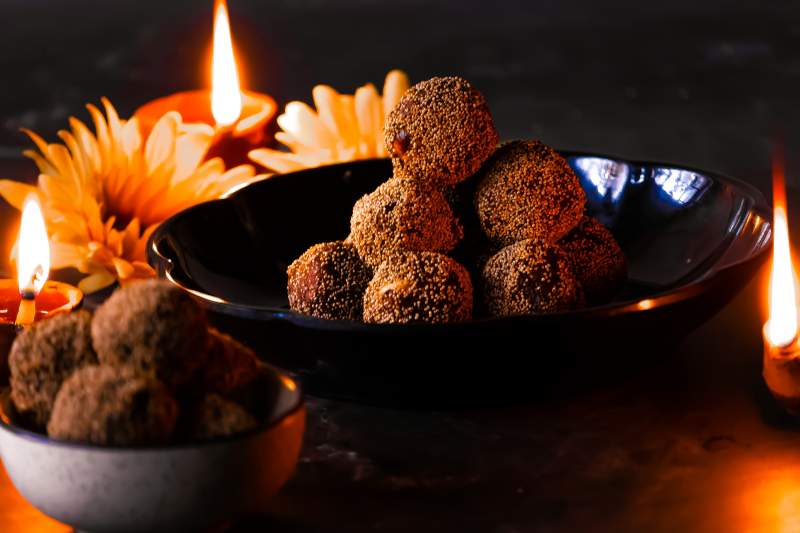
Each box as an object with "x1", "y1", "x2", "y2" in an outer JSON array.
[
  {"x1": 20, "y1": 288, "x2": 36, "y2": 301},
  {"x1": 19, "y1": 265, "x2": 44, "y2": 298}
]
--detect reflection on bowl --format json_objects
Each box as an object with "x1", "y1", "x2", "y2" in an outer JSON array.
[
  {"x1": 148, "y1": 154, "x2": 771, "y2": 404},
  {"x1": 0, "y1": 364, "x2": 305, "y2": 532}
]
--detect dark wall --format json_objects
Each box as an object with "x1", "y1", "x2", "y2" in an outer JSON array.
[{"x1": 3, "y1": 0, "x2": 800, "y2": 192}]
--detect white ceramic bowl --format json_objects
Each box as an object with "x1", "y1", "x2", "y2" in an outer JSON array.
[{"x1": 0, "y1": 367, "x2": 305, "y2": 532}]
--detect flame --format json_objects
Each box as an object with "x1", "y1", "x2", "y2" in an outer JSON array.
[
  {"x1": 766, "y1": 153, "x2": 798, "y2": 347},
  {"x1": 16, "y1": 196, "x2": 50, "y2": 294},
  {"x1": 211, "y1": 0, "x2": 242, "y2": 127}
]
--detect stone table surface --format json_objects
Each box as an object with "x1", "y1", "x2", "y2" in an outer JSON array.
[{"x1": 2, "y1": 1, "x2": 800, "y2": 531}]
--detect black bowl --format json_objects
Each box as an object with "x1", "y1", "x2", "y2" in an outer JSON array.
[{"x1": 149, "y1": 154, "x2": 771, "y2": 405}]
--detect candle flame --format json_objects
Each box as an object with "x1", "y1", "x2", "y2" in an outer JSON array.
[
  {"x1": 766, "y1": 151, "x2": 798, "y2": 348},
  {"x1": 211, "y1": 0, "x2": 242, "y2": 127},
  {"x1": 16, "y1": 196, "x2": 50, "y2": 295}
]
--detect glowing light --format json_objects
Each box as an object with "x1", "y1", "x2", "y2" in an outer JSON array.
[
  {"x1": 766, "y1": 152, "x2": 798, "y2": 348},
  {"x1": 637, "y1": 299, "x2": 655, "y2": 311},
  {"x1": 652, "y1": 168, "x2": 709, "y2": 205},
  {"x1": 211, "y1": 0, "x2": 242, "y2": 127},
  {"x1": 570, "y1": 157, "x2": 629, "y2": 202},
  {"x1": 282, "y1": 376, "x2": 297, "y2": 391},
  {"x1": 727, "y1": 456, "x2": 800, "y2": 533},
  {"x1": 16, "y1": 196, "x2": 50, "y2": 294}
]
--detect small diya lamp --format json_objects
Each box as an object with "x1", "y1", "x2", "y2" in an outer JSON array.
[
  {"x1": 0, "y1": 197, "x2": 83, "y2": 381},
  {"x1": 134, "y1": 0, "x2": 277, "y2": 168},
  {"x1": 763, "y1": 155, "x2": 800, "y2": 414}
]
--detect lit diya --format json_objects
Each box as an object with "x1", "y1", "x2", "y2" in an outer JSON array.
[
  {"x1": 134, "y1": 0, "x2": 277, "y2": 168},
  {"x1": 763, "y1": 151, "x2": 800, "y2": 414},
  {"x1": 0, "y1": 196, "x2": 82, "y2": 381},
  {"x1": 3, "y1": 197, "x2": 82, "y2": 327}
]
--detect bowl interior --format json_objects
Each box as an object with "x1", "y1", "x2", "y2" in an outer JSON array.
[
  {"x1": 150, "y1": 154, "x2": 770, "y2": 316},
  {"x1": 0, "y1": 360, "x2": 303, "y2": 449}
]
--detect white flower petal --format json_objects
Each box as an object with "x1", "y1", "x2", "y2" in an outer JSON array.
[
  {"x1": 382, "y1": 69, "x2": 410, "y2": 117},
  {"x1": 354, "y1": 84, "x2": 382, "y2": 158},
  {"x1": 278, "y1": 102, "x2": 336, "y2": 149}
]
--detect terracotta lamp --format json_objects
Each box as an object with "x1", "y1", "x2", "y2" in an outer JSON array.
[
  {"x1": 0, "y1": 197, "x2": 83, "y2": 383},
  {"x1": 134, "y1": 0, "x2": 277, "y2": 168}
]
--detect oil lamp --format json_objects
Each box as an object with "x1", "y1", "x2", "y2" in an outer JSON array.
[
  {"x1": 134, "y1": 0, "x2": 277, "y2": 168},
  {"x1": 763, "y1": 155, "x2": 800, "y2": 414},
  {"x1": 4, "y1": 196, "x2": 82, "y2": 327},
  {"x1": 0, "y1": 196, "x2": 82, "y2": 382}
]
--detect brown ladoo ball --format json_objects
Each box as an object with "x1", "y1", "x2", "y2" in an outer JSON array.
[
  {"x1": 225, "y1": 363, "x2": 285, "y2": 421},
  {"x1": 385, "y1": 76, "x2": 499, "y2": 187},
  {"x1": 558, "y1": 216, "x2": 627, "y2": 304},
  {"x1": 188, "y1": 394, "x2": 258, "y2": 440},
  {"x1": 474, "y1": 140, "x2": 586, "y2": 246},
  {"x1": 91, "y1": 279, "x2": 209, "y2": 389},
  {"x1": 199, "y1": 328, "x2": 263, "y2": 394},
  {"x1": 481, "y1": 239, "x2": 584, "y2": 317},
  {"x1": 363, "y1": 251, "x2": 473, "y2": 324},
  {"x1": 9, "y1": 311, "x2": 97, "y2": 429},
  {"x1": 350, "y1": 178, "x2": 463, "y2": 268},
  {"x1": 47, "y1": 365, "x2": 178, "y2": 446},
  {"x1": 287, "y1": 241, "x2": 372, "y2": 320}
]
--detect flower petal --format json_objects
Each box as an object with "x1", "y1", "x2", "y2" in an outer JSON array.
[
  {"x1": 50, "y1": 241, "x2": 88, "y2": 270},
  {"x1": 337, "y1": 95, "x2": 360, "y2": 152},
  {"x1": 278, "y1": 102, "x2": 336, "y2": 149},
  {"x1": 382, "y1": 69, "x2": 410, "y2": 118},
  {"x1": 129, "y1": 261, "x2": 156, "y2": 279},
  {"x1": 133, "y1": 224, "x2": 159, "y2": 263},
  {"x1": 78, "y1": 271, "x2": 117, "y2": 294},
  {"x1": 234, "y1": 94, "x2": 273, "y2": 138},
  {"x1": 121, "y1": 118, "x2": 143, "y2": 158},
  {"x1": 112, "y1": 257, "x2": 135, "y2": 279},
  {"x1": 21, "y1": 129, "x2": 52, "y2": 163},
  {"x1": 172, "y1": 128, "x2": 215, "y2": 184},
  {"x1": 69, "y1": 116, "x2": 102, "y2": 179},
  {"x1": 22, "y1": 150, "x2": 57, "y2": 178},
  {"x1": 249, "y1": 149, "x2": 307, "y2": 173},
  {"x1": 312, "y1": 85, "x2": 344, "y2": 139},
  {"x1": 145, "y1": 111, "x2": 179, "y2": 176},
  {"x1": 86, "y1": 103, "x2": 112, "y2": 175},
  {"x1": 354, "y1": 84, "x2": 382, "y2": 158},
  {"x1": 0, "y1": 181, "x2": 38, "y2": 210}
]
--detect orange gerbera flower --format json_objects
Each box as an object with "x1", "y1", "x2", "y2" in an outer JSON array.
[{"x1": 0, "y1": 98, "x2": 263, "y2": 293}]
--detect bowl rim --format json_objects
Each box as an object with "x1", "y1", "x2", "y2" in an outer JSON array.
[
  {"x1": 148, "y1": 152, "x2": 772, "y2": 332},
  {"x1": 0, "y1": 364, "x2": 305, "y2": 453}
]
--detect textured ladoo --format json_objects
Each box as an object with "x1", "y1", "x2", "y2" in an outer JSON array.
[
  {"x1": 350, "y1": 178, "x2": 463, "y2": 268},
  {"x1": 9, "y1": 311, "x2": 97, "y2": 429},
  {"x1": 188, "y1": 394, "x2": 258, "y2": 440},
  {"x1": 363, "y1": 251, "x2": 473, "y2": 324},
  {"x1": 48, "y1": 365, "x2": 178, "y2": 446},
  {"x1": 481, "y1": 239, "x2": 584, "y2": 316},
  {"x1": 558, "y1": 216, "x2": 626, "y2": 304},
  {"x1": 91, "y1": 279, "x2": 209, "y2": 389},
  {"x1": 385, "y1": 76, "x2": 498, "y2": 187},
  {"x1": 474, "y1": 140, "x2": 586, "y2": 246},
  {"x1": 287, "y1": 241, "x2": 372, "y2": 320},
  {"x1": 199, "y1": 328, "x2": 263, "y2": 394}
]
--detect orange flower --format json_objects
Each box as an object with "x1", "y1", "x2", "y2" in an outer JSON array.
[
  {"x1": 249, "y1": 70, "x2": 410, "y2": 172},
  {"x1": 0, "y1": 98, "x2": 263, "y2": 293}
]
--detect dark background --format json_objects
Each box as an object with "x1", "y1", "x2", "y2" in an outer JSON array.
[
  {"x1": 3, "y1": 0, "x2": 800, "y2": 193},
  {"x1": 3, "y1": 2, "x2": 800, "y2": 532}
]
